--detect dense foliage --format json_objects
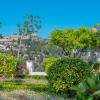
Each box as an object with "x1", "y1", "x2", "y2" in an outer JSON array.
[
  {"x1": 92, "y1": 63, "x2": 100, "y2": 74},
  {"x1": 74, "y1": 27, "x2": 96, "y2": 49},
  {"x1": 71, "y1": 74, "x2": 100, "y2": 100},
  {"x1": 47, "y1": 57, "x2": 91, "y2": 95},
  {"x1": 49, "y1": 27, "x2": 96, "y2": 51},
  {"x1": 49, "y1": 27, "x2": 97, "y2": 58},
  {"x1": 42, "y1": 57, "x2": 59, "y2": 72},
  {"x1": 49, "y1": 29, "x2": 75, "y2": 51},
  {"x1": 0, "y1": 53, "x2": 20, "y2": 77},
  {"x1": 92, "y1": 28, "x2": 100, "y2": 49}
]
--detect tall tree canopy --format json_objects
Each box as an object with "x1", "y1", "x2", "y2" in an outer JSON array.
[
  {"x1": 49, "y1": 28, "x2": 76, "y2": 51},
  {"x1": 74, "y1": 27, "x2": 96, "y2": 50},
  {"x1": 49, "y1": 27, "x2": 96, "y2": 52}
]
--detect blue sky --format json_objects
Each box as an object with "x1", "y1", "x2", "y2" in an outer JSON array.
[{"x1": 0, "y1": 0, "x2": 100, "y2": 38}]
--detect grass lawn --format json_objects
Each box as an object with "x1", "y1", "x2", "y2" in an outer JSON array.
[{"x1": 0, "y1": 78, "x2": 67, "y2": 100}]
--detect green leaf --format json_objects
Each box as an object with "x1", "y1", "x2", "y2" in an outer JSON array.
[
  {"x1": 70, "y1": 86, "x2": 85, "y2": 93},
  {"x1": 87, "y1": 97, "x2": 93, "y2": 100},
  {"x1": 93, "y1": 90, "x2": 100, "y2": 96},
  {"x1": 86, "y1": 77, "x2": 96, "y2": 89}
]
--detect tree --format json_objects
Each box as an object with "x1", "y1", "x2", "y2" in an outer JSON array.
[
  {"x1": 15, "y1": 15, "x2": 42, "y2": 60},
  {"x1": 23, "y1": 15, "x2": 42, "y2": 60},
  {"x1": 16, "y1": 23, "x2": 23, "y2": 58},
  {"x1": 75, "y1": 27, "x2": 96, "y2": 50},
  {"x1": 92, "y1": 24, "x2": 100, "y2": 50},
  {"x1": 24, "y1": 15, "x2": 41, "y2": 34},
  {"x1": 49, "y1": 29, "x2": 76, "y2": 55},
  {"x1": 49, "y1": 27, "x2": 96, "y2": 57},
  {"x1": 91, "y1": 24, "x2": 100, "y2": 63}
]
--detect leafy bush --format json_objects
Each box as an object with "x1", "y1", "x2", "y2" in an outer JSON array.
[
  {"x1": 48, "y1": 57, "x2": 91, "y2": 95},
  {"x1": 71, "y1": 74, "x2": 100, "y2": 100},
  {"x1": 0, "y1": 53, "x2": 20, "y2": 77},
  {"x1": 92, "y1": 63, "x2": 100, "y2": 74},
  {"x1": 42, "y1": 57, "x2": 59, "y2": 72}
]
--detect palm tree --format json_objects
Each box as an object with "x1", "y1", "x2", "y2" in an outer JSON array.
[
  {"x1": 24, "y1": 20, "x2": 29, "y2": 35},
  {"x1": 16, "y1": 23, "x2": 22, "y2": 58}
]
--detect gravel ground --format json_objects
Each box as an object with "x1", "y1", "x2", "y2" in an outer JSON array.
[{"x1": 0, "y1": 90, "x2": 67, "y2": 100}]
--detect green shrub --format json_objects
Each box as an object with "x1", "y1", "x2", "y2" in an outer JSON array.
[
  {"x1": 48, "y1": 57, "x2": 91, "y2": 95},
  {"x1": 92, "y1": 63, "x2": 100, "y2": 74},
  {"x1": 71, "y1": 74, "x2": 100, "y2": 100},
  {"x1": 92, "y1": 63, "x2": 100, "y2": 69},
  {"x1": 0, "y1": 53, "x2": 20, "y2": 77},
  {"x1": 42, "y1": 57, "x2": 59, "y2": 72}
]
